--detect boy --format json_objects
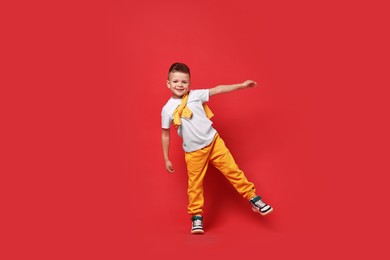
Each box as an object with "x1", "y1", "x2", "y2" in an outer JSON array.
[{"x1": 161, "y1": 62, "x2": 273, "y2": 234}]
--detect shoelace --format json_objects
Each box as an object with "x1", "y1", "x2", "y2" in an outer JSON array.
[
  {"x1": 193, "y1": 219, "x2": 202, "y2": 227},
  {"x1": 254, "y1": 199, "x2": 266, "y2": 208}
]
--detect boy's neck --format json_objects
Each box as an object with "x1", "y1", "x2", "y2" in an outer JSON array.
[{"x1": 172, "y1": 92, "x2": 189, "y2": 99}]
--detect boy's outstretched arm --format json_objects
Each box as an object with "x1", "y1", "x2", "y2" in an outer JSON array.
[
  {"x1": 209, "y1": 80, "x2": 257, "y2": 97},
  {"x1": 161, "y1": 128, "x2": 175, "y2": 173}
]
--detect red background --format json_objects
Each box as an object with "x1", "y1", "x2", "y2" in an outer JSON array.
[{"x1": 1, "y1": 0, "x2": 389, "y2": 259}]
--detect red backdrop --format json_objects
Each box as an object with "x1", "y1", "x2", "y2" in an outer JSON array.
[{"x1": 1, "y1": 0, "x2": 389, "y2": 259}]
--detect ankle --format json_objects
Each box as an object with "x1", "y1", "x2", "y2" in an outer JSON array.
[{"x1": 191, "y1": 215, "x2": 203, "y2": 221}]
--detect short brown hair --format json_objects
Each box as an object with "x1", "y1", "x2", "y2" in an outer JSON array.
[{"x1": 168, "y1": 62, "x2": 191, "y2": 78}]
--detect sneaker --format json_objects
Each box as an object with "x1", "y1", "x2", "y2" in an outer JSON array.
[
  {"x1": 191, "y1": 215, "x2": 204, "y2": 234},
  {"x1": 250, "y1": 196, "x2": 273, "y2": 216}
]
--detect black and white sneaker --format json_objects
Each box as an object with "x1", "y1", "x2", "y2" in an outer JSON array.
[
  {"x1": 250, "y1": 196, "x2": 273, "y2": 216},
  {"x1": 191, "y1": 215, "x2": 204, "y2": 234}
]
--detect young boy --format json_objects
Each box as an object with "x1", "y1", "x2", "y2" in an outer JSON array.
[{"x1": 161, "y1": 62, "x2": 273, "y2": 234}]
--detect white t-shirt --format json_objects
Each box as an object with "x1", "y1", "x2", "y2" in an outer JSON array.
[{"x1": 161, "y1": 89, "x2": 217, "y2": 152}]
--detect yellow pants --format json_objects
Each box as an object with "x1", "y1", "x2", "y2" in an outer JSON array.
[{"x1": 185, "y1": 133, "x2": 257, "y2": 216}]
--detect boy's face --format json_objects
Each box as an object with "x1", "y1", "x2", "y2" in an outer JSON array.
[{"x1": 166, "y1": 71, "x2": 190, "y2": 99}]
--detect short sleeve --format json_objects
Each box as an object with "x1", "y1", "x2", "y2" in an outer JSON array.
[
  {"x1": 161, "y1": 107, "x2": 172, "y2": 129},
  {"x1": 191, "y1": 89, "x2": 209, "y2": 103}
]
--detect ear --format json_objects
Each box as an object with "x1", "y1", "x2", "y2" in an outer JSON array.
[{"x1": 166, "y1": 80, "x2": 170, "y2": 89}]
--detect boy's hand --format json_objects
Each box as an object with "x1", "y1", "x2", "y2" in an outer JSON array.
[
  {"x1": 242, "y1": 80, "x2": 258, "y2": 88},
  {"x1": 165, "y1": 160, "x2": 175, "y2": 173}
]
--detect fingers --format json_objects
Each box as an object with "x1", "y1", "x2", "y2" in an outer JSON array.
[
  {"x1": 244, "y1": 80, "x2": 258, "y2": 88},
  {"x1": 166, "y1": 162, "x2": 175, "y2": 173}
]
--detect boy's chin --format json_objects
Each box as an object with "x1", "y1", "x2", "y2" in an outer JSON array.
[{"x1": 176, "y1": 92, "x2": 188, "y2": 97}]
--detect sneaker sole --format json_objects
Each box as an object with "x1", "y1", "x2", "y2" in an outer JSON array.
[
  {"x1": 191, "y1": 229, "x2": 204, "y2": 234},
  {"x1": 252, "y1": 206, "x2": 273, "y2": 216}
]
